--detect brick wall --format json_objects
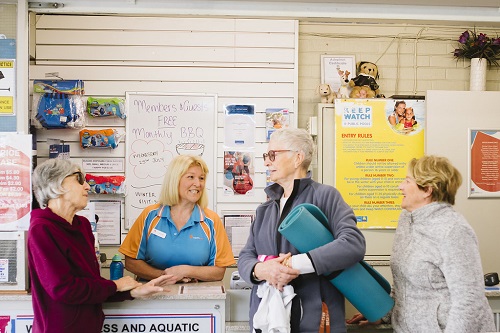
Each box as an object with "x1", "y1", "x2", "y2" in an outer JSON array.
[{"x1": 298, "y1": 23, "x2": 500, "y2": 127}]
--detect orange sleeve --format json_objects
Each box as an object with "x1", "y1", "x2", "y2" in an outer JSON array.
[
  {"x1": 204, "y1": 208, "x2": 236, "y2": 267},
  {"x1": 119, "y1": 204, "x2": 160, "y2": 259}
]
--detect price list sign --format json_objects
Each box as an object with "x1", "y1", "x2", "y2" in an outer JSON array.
[{"x1": 0, "y1": 133, "x2": 32, "y2": 230}]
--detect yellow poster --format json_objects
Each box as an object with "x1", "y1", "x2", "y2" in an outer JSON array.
[
  {"x1": 335, "y1": 99, "x2": 425, "y2": 229},
  {"x1": 0, "y1": 59, "x2": 15, "y2": 115}
]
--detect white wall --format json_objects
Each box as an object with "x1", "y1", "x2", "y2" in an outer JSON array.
[
  {"x1": 25, "y1": 10, "x2": 500, "y2": 277},
  {"x1": 427, "y1": 90, "x2": 500, "y2": 274},
  {"x1": 298, "y1": 23, "x2": 500, "y2": 127},
  {"x1": 29, "y1": 14, "x2": 298, "y2": 264}
]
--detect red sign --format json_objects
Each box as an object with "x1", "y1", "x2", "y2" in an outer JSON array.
[{"x1": 0, "y1": 134, "x2": 31, "y2": 230}]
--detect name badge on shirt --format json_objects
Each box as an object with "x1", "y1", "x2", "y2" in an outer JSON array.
[{"x1": 151, "y1": 228, "x2": 166, "y2": 238}]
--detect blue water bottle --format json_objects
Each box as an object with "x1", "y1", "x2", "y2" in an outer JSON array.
[{"x1": 110, "y1": 254, "x2": 124, "y2": 280}]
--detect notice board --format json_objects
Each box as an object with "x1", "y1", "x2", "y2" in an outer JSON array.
[
  {"x1": 125, "y1": 92, "x2": 217, "y2": 229},
  {"x1": 333, "y1": 99, "x2": 425, "y2": 229}
]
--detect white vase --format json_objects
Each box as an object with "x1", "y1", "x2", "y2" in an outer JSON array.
[{"x1": 470, "y1": 58, "x2": 487, "y2": 91}]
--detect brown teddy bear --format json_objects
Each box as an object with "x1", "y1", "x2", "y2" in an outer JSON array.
[
  {"x1": 349, "y1": 61, "x2": 383, "y2": 98},
  {"x1": 350, "y1": 85, "x2": 376, "y2": 98}
]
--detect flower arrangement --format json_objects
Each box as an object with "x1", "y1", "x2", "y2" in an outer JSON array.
[{"x1": 453, "y1": 29, "x2": 500, "y2": 66}]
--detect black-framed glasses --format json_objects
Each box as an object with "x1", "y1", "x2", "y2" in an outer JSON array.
[
  {"x1": 262, "y1": 150, "x2": 292, "y2": 162},
  {"x1": 66, "y1": 171, "x2": 85, "y2": 185}
]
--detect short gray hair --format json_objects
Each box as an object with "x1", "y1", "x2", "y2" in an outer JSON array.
[
  {"x1": 32, "y1": 159, "x2": 81, "y2": 207},
  {"x1": 270, "y1": 128, "x2": 315, "y2": 171}
]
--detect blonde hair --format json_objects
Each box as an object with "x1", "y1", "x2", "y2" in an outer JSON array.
[
  {"x1": 408, "y1": 155, "x2": 462, "y2": 205},
  {"x1": 158, "y1": 155, "x2": 209, "y2": 208}
]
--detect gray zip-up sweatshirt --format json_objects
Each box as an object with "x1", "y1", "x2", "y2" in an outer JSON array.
[
  {"x1": 238, "y1": 177, "x2": 366, "y2": 333},
  {"x1": 390, "y1": 202, "x2": 495, "y2": 332}
]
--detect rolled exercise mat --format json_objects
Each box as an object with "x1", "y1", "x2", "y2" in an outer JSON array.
[{"x1": 278, "y1": 203, "x2": 394, "y2": 322}]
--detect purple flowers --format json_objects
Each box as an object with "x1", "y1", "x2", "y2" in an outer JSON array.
[
  {"x1": 453, "y1": 29, "x2": 500, "y2": 66},
  {"x1": 458, "y1": 31, "x2": 469, "y2": 44}
]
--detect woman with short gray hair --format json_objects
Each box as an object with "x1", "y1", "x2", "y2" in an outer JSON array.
[
  {"x1": 29, "y1": 159, "x2": 174, "y2": 333},
  {"x1": 238, "y1": 127, "x2": 366, "y2": 332},
  {"x1": 32, "y1": 158, "x2": 81, "y2": 207}
]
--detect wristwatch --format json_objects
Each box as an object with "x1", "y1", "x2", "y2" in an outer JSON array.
[{"x1": 252, "y1": 269, "x2": 261, "y2": 282}]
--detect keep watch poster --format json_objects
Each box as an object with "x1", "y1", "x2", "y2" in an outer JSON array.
[
  {"x1": 469, "y1": 130, "x2": 500, "y2": 197},
  {"x1": 334, "y1": 99, "x2": 425, "y2": 229},
  {"x1": 0, "y1": 133, "x2": 31, "y2": 230}
]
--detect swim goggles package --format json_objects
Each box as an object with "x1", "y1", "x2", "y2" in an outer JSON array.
[
  {"x1": 79, "y1": 128, "x2": 123, "y2": 149},
  {"x1": 32, "y1": 80, "x2": 86, "y2": 129},
  {"x1": 87, "y1": 97, "x2": 126, "y2": 119},
  {"x1": 85, "y1": 174, "x2": 125, "y2": 195}
]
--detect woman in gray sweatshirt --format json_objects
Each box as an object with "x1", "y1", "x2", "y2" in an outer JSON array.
[{"x1": 348, "y1": 155, "x2": 495, "y2": 332}]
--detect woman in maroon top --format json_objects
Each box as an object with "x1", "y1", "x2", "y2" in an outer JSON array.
[{"x1": 29, "y1": 159, "x2": 176, "y2": 333}]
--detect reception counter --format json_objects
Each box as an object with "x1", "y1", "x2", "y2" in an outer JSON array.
[
  {"x1": 0, "y1": 281, "x2": 226, "y2": 333},
  {"x1": 1, "y1": 284, "x2": 499, "y2": 333}
]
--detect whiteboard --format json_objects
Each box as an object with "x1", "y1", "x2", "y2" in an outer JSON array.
[{"x1": 125, "y1": 92, "x2": 217, "y2": 229}]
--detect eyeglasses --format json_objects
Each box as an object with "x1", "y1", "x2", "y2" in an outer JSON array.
[
  {"x1": 66, "y1": 171, "x2": 85, "y2": 185},
  {"x1": 262, "y1": 150, "x2": 293, "y2": 162}
]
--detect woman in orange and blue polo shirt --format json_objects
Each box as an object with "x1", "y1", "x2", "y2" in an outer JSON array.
[{"x1": 120, "y1": 155, "x2": 235, "y2": 282}]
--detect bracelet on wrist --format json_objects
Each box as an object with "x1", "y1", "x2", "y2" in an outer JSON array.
[{"x1": 252, "y1": 269, "x2": 261, "y2": 282}]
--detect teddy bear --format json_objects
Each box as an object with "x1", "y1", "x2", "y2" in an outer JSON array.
[
  {"x1": 349, "y1": 61, "x2": 382, "y2": 98},
  {"x1": 350, "y1": 85, "x2": 376, "y2": 98},
  {"x1": 316, "y1": 83, "x2": 335, "y2": 103}
]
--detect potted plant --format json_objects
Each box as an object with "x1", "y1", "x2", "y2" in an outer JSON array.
[{"x1": 453, "y1": 29, "x2": 500, "y2": 90}]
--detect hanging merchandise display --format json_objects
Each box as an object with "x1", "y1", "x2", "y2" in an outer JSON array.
[
  {"x1": 32, "y1": 80, "x2": 86, "y2": 129},
  {"x1": 85, "y1": 173, "x2": 125, "y2": 195},
  {"x1": 79, "y1": 128, "x2": 123, "y2": 149},
  {"x1": 87, "y1": 97, "x2": 126, "y2": 118}
]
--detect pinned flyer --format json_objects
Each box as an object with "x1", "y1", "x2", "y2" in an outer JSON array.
[
  {"x1": 224, "y1": 104, "x2": 255, "y2": 149},
  {"x1": 223, "y1": 151, "x2": 254, "y2": 196},
  {"x1": 0, "y1": 133, "x2": 32, "y2": 230},
  {"x1": 265, "y1": 108, "x2": 289, "y2": 141}
]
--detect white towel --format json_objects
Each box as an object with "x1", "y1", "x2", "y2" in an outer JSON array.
[{"x1": 253, "y1": 282, "x2": 296, "y2": 333}]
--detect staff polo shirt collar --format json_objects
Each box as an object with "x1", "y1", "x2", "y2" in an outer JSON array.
[{"x1": 157, "y1": 204, "x2": 204, "y2": 229}]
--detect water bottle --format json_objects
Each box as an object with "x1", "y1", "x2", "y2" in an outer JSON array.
[{"x1": 110, "y1": 254, "x2": 124, "y2": 280}]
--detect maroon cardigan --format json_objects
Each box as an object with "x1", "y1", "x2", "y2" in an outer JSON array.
[{"x1": 28, "y1": 208, "x2": 132, "y2": 333}]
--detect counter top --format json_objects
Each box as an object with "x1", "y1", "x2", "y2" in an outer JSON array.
[
  {"x1": 485, "y1": 288, "x2": 500, "y2": 297},
  {"x1": 0, "y1": 280, "x2": 227, "y2": 301},
  {"x1": 146, "y1": 281, "x2": 226, "y2": 300},
  {"x1": 0, "y1": 289, "x2": 30, "y2": 301},
  {"x1": 226, "y1": 321, "x2": 250, "y2": 332},
  {"x1": 225, "y1": 322, "x2": 393, "y2": 331},
  {"x1": 3, "y1": 283, "x2": 499, "y2": 300},
  {"x1": 365, "y1": 260, "x2": 390, "y2": 266}
]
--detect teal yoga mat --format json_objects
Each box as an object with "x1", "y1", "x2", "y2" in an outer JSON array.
[{"x1": 278, "y1": 203, "x2": 394, "y2": 322}]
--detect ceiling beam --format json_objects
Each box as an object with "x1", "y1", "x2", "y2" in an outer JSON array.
[{"x1": 26, "y1": 0, "x2": 500, "y2": 25}]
